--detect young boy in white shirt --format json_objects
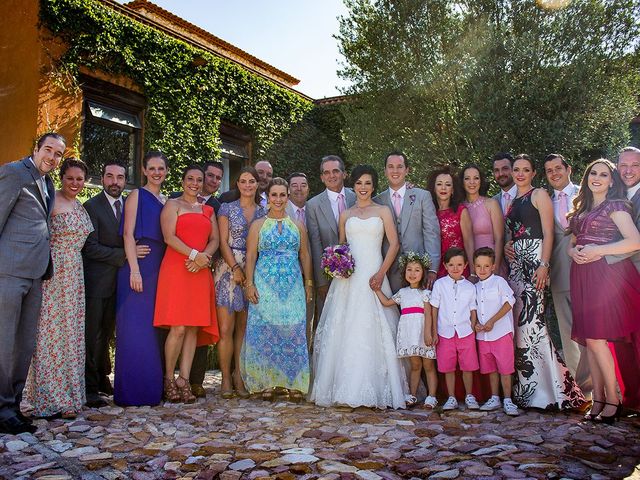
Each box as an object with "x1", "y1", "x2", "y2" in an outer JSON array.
[
  {"x1": 473, "y1": 247, "x2": 519, "y2": 416},
  {"x1": 430, "y1": 247, "x2": 479, "y2": 411}
]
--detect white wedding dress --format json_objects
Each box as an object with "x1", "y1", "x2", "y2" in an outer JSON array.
[{"x1": 310, "y1": 216, "x2": 408, "y2": 409}]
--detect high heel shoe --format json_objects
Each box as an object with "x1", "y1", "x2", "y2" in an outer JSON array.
[
  {"x1": 163, "y1": 377, "x2": 181, "y2": 403},
  {"x1": 584, "y1": 400, "x2": 605, "y2": 421},
  {"x1": 595, "y1": 402, "x2": 622, "y2": 425},
  {"x1": 176, "y1": 376, "x2": 196, "y2": 404}
]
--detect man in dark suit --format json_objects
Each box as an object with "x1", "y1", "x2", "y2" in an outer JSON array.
[
  {"x1": 83, "y1": 161, "x2": 149, "y2": 407},
  {"x1": 189, "y1": 161, "x2": 224, "y2": 397},
  {"x1": 0, "y1": 133, "x2": 64, "y2": 434}
]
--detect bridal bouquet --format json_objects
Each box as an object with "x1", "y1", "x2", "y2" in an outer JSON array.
[{"x1": 321, "y1": 243, "x2": 355, "y2": 279}]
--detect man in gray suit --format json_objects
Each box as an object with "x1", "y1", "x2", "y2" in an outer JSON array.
[
  {"x1": 306, "y1": 156, "x2": 355, "y2": 315},
  {"x1": 611, "y1": 147, "x2": 640, "y2": 269},
  {"x1": 543, "y1": 154, "x2": 591, "y2": 394},
  {"x1": 0, "y1": 133, "x2": 64, "y2": 434},
  {"x1": 608, "y1": 147, "x2": 640, "y2": 409},
  {"x1": 374, "y1": 151, "x2": 440, "y2": 290}
]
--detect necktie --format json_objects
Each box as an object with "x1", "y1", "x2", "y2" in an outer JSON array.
[
  {"x1": 392, "y1": 191, "x2": 402, "y2": 217},
  {"x1": 114, "y1": 199, "x2": 122, "y2": 223},
  {"x1": 297, "y1": 207, "x2": 306, "y2": 225},
  {"x1": 197, "y1": 195, "x2": 206, "y2": 204},
  {"x1": 337, "y1": 193, "x2": 346, "y2": 218},
  {"x1": 557, "y1": 192, "x2": 569, "y2": 229},
  {"x1": 503, "y1": 192, "x2": 512, "y2": 216}
]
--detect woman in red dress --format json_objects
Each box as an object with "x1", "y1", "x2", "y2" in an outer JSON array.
[
  {"x1": 154, "y1": 165, "x2": 220, "y2": 403},
  {"x1": 426, "y1": 166, "x2": 475, "y2": 278},
  {"x1": 568, "y1": 159, "x2": 640, "y2": 423}
]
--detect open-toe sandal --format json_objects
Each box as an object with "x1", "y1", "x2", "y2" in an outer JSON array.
[
  {"x1": 261, "y1": 388, "x2": 276, "y2": 401},
  {"x1": 289, "y1": 390, "x2": 305, "y2": 403},
  {"x1": 164, "y1": 377, "x2": 181, "y2": 403},
  {"x1": 176, "y1": 376, "x2": 196, "y2": 404}
]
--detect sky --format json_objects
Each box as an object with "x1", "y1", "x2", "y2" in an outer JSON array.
[{"x1": 116, "y1": 0, "x2": 351, "y2": 99}]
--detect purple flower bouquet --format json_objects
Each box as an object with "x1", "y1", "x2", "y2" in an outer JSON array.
[{"x1": 321, "y1": 243, "x2": 355, "y2": 279}]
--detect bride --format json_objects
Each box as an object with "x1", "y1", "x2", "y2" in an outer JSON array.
[{"x1": 310, "y1": 165, "x2": 408, "y2": 409}]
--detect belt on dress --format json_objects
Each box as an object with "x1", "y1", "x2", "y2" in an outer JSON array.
[{"x1": 401, "y1": 307, "x2": 424, "y2": 315}]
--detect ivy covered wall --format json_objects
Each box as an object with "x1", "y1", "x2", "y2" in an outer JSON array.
[{"x1": 40, "y1": 0, "x2": 319, "y2": 189}]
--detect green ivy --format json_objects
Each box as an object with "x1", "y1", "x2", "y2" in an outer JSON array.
[{"x1": 40, "y1": 0, "x2": 315, "y2": 190}]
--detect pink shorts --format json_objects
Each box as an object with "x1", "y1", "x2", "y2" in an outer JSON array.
[
  {"x1": 436, "y1": 333, "x2": 479, "y2": 373},
  {"x1": 477, "y1": 333, "x2": 515, "y2": 375}
]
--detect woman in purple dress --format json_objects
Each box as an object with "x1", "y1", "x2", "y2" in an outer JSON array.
[
  {"x1": 114, "y1": 151, "x2": 168, "y2": 406},
  {"x1": 568, "y1": 159, "x2": 640, "y2": 423},
  {"x1": 460, "y1": 164, "x2": 504, "y2": 269},
  {"x1": 214, "y1": 167, "x2": 267, "y2": 398}
]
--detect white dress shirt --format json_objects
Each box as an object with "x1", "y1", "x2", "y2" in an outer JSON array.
[
  {"x1": 105, "y1": 192, "x2": 124, "y2": 219},
  {"x1": 628, "y1": 182, "x2": 640, "y2": 201},
  {"x1": 389, "y1": 183, "x2": 407, "y2": 211},
  {"x1": 552, "y1": 182, "x2": 576, "y2": 226},
  {"x1": 475, "y1": 274, "x2": 515, "y2": 341},
  {"x1": 500, "y1": 184, "x2": 518, "y2": 213},
  {"x1": 430, "y1": 275, "x2": 476, "y2": 339},
  {"x1": 326, "y1": 187, "x2": 347, "y2": 222}
]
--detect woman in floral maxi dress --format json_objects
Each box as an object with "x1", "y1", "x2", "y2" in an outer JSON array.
[{"x1": 25, "y1": 159, "x2": 93, "y2": 419}]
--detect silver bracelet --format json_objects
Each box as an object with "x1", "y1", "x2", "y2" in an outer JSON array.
[{"x1": 188, "y1": 249, "x2": 198, "y2": 261}]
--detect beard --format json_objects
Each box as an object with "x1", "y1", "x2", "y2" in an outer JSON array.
[{"x1": 105, "y1": 184, "x2": 124, "y2": 198}]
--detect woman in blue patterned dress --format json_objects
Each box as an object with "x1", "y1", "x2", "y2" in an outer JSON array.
[
  {"x1": 214, "y1": 167, "x2": 267, "y2": 398},
  {"x1": 242, "y1": 177, "x2": 313, "y2": 401}
]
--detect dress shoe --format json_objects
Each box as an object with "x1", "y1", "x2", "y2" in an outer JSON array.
[
  {"x1": 15, "y1": 412, "x2": 33, "y2": 425},
  {"x1": 0, "y1": 416, "x2": 37, "y2": 435},
  {"x1": 191, "y1": 384, "x2": 206, "y2": 398},
  {"x1": 85, "y1": 394, "x2": 109, "y2": 408},
  {"x1": 99, "y1": 378, "x2": 114, "y2": 396}
]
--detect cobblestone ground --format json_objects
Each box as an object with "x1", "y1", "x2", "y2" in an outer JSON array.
[{"x1": 1, "y1": 372, "x2": 639, "y2": 480}]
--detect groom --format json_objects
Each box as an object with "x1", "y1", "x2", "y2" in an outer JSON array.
[
  {"x1": 374, "y1": 151, "x2": 440, "y2": 291},
  {"x1": 306, "y1": 155, "x2": 355, "y2": 317}
]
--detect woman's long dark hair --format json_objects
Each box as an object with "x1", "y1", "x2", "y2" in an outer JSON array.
[
  {"x1": 459, "y1": 163, "x2": 489, "y2": 197},
  {"x1": 426, "y1": 165, "x2": 463, "y2": 212},
  {"x1": 226, "y1": 166, "x2": 262, "y2": 204},
  {"x1": 567, "y1": 158, "x2": 627, "y2": 223}
]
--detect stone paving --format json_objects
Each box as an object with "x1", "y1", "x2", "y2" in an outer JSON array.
[{"x1": 1, "y1": 372, "x2": 639, "y2": 480}]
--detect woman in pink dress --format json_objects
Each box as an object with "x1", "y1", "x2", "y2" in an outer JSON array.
[
  {"x1": 568, "y1": 159, "x2": 640, "y2": 423},
  {"x1": 460, "y1": 164, "x2": 504, "y2": 269},
  {"x1": 426, "y1": 166, "x2": 474, "y2": 278}
]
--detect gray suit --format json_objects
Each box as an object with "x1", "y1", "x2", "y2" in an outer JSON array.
[
  {"x1": 374, "y1": 187, "x2": 440, "y2": 292},
  {"x1": 549, "y1": 185, "x2": 591, "y2": 393},
  {"x1": 0, "y1": 157, "x2": 55, "y2": 420},
  {"x1": 306, "y1": 189, "x2": 356, "y2": 289},
  {"x1": 605, "y1": 189, "x2": 640, "y2": 270}
]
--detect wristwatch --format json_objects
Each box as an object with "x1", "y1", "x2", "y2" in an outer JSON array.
[{"x1": 538, "y1": 260, "x2": 550, "y2": 268}]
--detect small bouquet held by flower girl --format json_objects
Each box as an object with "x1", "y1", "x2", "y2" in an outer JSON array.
[{"x1": 321, "y1": 244, "x2": 355, "y2": 279}]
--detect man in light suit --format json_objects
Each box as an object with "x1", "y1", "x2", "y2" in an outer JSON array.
[
  {"x1": 374, "y1": 151, "x2": 440, "y2": 290},
  {"x1": 543, "y1": 154, "x2": 591, "y2": 394},
  {"x1": 0, "y1": 133, "x2": 64, "y2": 434},
  {"x1": 608, "y1": 146, "x2": 640, "y2": 409},
  {"x1": 306, "y1": 156, "x2": 355, "y2": 316},
  {"x1": 608, "y1": 147, "x2": 640, "y2": 269}
]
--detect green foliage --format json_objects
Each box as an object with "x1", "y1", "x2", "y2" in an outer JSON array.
[
  {"x1": 263, "y1": 103, "x2": 349, "y2": 195},
  {"x1": 337, "y1": 0, "x2": 640, "y2": 191},
  {"x1": 40, "y1": 0, "x2": 314, "y2": 190}
]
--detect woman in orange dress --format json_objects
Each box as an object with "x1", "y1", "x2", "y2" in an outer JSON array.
[{"x1": 154, "y1": 165, "x2": 220, "y2": 403}]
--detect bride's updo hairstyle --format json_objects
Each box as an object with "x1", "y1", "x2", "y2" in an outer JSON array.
[{"x1": 350, "y1": 164, "x2": 379, "y2": 196}]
